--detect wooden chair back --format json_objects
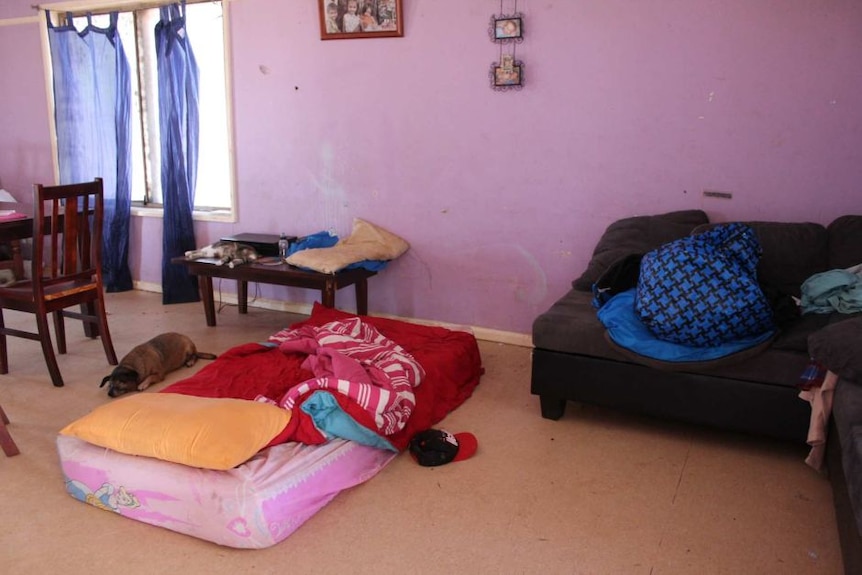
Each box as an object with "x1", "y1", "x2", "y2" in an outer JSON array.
[
  {"x1": 31, "y1": 179, "x2": 104, "y2": 293},
  {"x1": 0, "y1": 177, "x2": 117, "y2": 387}
]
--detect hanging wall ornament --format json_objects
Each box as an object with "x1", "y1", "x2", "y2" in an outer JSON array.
[
  {"x1": 489, "y1": 54, "x2": 524, "y2": 92},
  {"x1": 489, "y1": 1, "x2": 524, "y2": 91},
  {"x1": 488, "y1": 12, "x2": 523, "y2": 44}
]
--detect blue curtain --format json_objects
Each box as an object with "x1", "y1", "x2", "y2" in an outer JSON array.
[
  {"x1": 156, "y1": 3, "x2": 200, "y2": 304},
  {"x1": 47, "y1": 12, "x2": 133, "y2": 292}
]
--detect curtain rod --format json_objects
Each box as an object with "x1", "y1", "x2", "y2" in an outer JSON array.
[{"x1": 34, "y1": 0, "x2": 218, "y2": 15}]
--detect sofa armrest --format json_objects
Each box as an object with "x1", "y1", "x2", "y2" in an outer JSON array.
[{"x1": 808, "y1": 315, "x2": 862, "y2": 383}]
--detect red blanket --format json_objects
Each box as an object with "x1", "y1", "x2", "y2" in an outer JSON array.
[{"x1": 162, "y1": 304, "x2": 484, "y2": 451}]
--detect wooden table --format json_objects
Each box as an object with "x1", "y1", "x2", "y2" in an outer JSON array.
[
  {"x1": 0, "y1": 214, "x2": 30, "y2": 279},
  {"x1": 172, "y1": 257, "x2": 377, "y2": 326}
]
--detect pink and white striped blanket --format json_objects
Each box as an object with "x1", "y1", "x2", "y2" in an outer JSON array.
[{"x1": 260, "y1": 317, "x2": 425, "y2": 438}]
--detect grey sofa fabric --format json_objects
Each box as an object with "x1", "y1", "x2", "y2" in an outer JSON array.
[
  {"x1": 532, "y1": 289, "x2": 812, "y2": 385},
  {"x1": 532, "y1": 213, "x2": 862, "y2": 575},
  {"x1": 810, "y1": 314, "x2": 862, "y2": 564},
  {"x1": 691, "y1": 220, "x2": 830, "y2": 298},
  {"x1": 809, "y1": 316, "x2": 862, "y2": 384},
  {"x1": 571, "y1": 209, "x2": 709, "y2": 291},
  {"x1": 746, "y1": 221, "x2": 830, "y2": 298},
  {"x1": 829, "y1": 215, "x2": 862, "y2": 269},
  {"x1": 832, "y1": 382, "x2": 862, "y2": 537},
  {"x1": 532, "y1": 290, "x2": 609, "y2": 358}
]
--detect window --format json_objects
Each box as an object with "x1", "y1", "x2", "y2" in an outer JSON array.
[{"x1": 49, "y1": 1, "x2": 235, "y2": 219}]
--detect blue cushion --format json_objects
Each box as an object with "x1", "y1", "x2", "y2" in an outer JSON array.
[{"x1": 599, "y1": 289, "x2": 775, "y2": 363}]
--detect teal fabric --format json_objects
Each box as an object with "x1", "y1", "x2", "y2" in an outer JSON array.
[
  {"x1": 801, "y1": 269, "x2": 862, "y2": 314},
  {"x1": 300, "y1": 391, "x2": 396, "y2": 451}
]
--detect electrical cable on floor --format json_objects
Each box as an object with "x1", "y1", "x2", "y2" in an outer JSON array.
[
  {"x1": 216, "y1": 278, "x2": 227, "y2": 314},
  {"x1": 215, "y1": 278, "x2": 261, "y2": 315}
]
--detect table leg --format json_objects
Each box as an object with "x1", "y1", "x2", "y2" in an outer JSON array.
[
  {"x1": 322, "y1": 278, "x2": 336, "y2": 308},
  {"x1": 238, "y1": 280, "x2": 248, "y2": 314},
  {"x1": 200, "y1": 276, "x2": 217, "y2": 326},
  {"x1": 355, "y1": 278, "x2": 368, "y2": 315},
  {"x1": 10, "y1": 240, "x2": 23, "y2": 280}
]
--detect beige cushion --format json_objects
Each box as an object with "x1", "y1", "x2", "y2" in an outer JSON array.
[{"x1": 286, "y1": 218, "x2": 409, "y2": 274}]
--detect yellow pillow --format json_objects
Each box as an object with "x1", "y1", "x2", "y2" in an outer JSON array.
[{"x1": 60, "y1": 393, "x2": 292, "y2": 470}]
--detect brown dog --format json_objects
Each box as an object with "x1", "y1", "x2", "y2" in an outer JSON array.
[{"x1": 99, "y1": 333, "x2": 217, "y2": 397}]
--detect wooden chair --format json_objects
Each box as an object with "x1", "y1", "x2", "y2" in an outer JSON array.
[
  {"x1": 0, "y1": 178, "x2": 118, "y2": 387},
  {"x1": 0, "y1": 402, "x2": 20, "y2": 456}
]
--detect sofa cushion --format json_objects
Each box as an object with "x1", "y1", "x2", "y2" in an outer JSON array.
[
  {"x1": 694, "y1": 221, "x2": 829, "y2": 298},
  {"x1": 532, "y1": 289, "x2": 810, "y2": 387},
  {"x1": 532, "y1": 289, "x2": 611, "y2": 357},
  {"x1": 828, "y1": 215, "x2": 862, "y2": 270},
  {"x1": 770, "y1": 312, "x2": 831, "y2": 353},
  {"x1": 830, "y1": 382, "x2": 862, "y2": 540},
  {"x1": 748, "y1": 222, "x2": 829, "y2": 298},
  {"x1": 572, "y1": 209, "x2": 709, "y2": 291},
  {"x1": 808, "y1": 315, "x2": 862, "y2": 383}
]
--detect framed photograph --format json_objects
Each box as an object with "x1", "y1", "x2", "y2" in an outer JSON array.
[
  {"x1": 493, "y1": 62, "x2": 522, "y2": 87},
  {"x1": 494, "y1": 17, "x2": 522, "y2": 40},
  {"x1": 490, "y1": 58, "x2": 524, "y2": 91},
  {"x1": 319, "y1": 0, "x2": 404, "y2": 40}
]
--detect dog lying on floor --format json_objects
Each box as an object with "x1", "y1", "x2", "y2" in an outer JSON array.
[
  {"x1": 99, "y1": 333, "x2": 217, "y2": 398},
  {"x1": 184, "y1": 241, "x2": 259, "y2": 268}
]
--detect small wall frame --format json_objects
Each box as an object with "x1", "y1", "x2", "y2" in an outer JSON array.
[
  {"x1": 490, "y1": 57, "x2": 524, "y2": 91},
  {"x1": 489, "y1": 13, "x2": 523, "y2": 43}
]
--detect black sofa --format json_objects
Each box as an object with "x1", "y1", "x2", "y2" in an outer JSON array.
[
  {"x1": 530, "y1": 210, "x2": 862, "y2": 573},
  {"x1": 817, "y1": 317, "x2": 862, "y2": 575}
]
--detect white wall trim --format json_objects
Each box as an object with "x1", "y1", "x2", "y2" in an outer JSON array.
[
  {"x1": 0, "y1": 16, "x2": 40, "y2": 26},
  {"x1": 132, "y1": 282, "x2": 533, "y2": 348}
]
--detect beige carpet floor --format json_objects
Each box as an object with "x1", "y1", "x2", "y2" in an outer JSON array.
[{"x1": 0, "y1": 290, "x2": 843, "y2": 574}]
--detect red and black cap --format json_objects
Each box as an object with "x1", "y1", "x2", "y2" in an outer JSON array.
[{"x1": 408, "y1": 429, "x2": 478, "y2": 467}]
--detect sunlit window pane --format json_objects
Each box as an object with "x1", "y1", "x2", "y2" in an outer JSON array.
[{"x1": 85, "y1": 2, "x2": 232, "y2": 211}]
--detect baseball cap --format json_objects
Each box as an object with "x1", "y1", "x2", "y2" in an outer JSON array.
[{"x1": 408, "y1": 429, "x2": 478, "y2": 467}]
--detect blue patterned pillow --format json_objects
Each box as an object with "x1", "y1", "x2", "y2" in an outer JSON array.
[{"x1": 635, "y1": 223, "x2": 776, "y2": 347}]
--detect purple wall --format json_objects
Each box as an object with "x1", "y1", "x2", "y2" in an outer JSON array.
[{"x1": 2, "y1": 0, "x2": 860, "y2": 334}]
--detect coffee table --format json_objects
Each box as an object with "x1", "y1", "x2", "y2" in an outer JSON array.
[{"x1": 171, "y1": 257, "x2": 376, "y2": 326}]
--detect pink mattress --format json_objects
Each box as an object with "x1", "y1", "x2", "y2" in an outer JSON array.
[
  {"x1": 58, "y1": 434, "x2": 396, "y2": 548},
  {"x1": 56, "y1": 306, "x2": 483, "y2": 548}
]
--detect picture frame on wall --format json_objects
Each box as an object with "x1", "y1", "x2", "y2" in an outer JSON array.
[
  {"x1": 493, "y1": 17, "x2": 522, "y2": 41},
  {"x1": 319, "y1": 0, "x2": 404, "y2": 40},
  {"x1": 493, "y1": 64, "x2": 522, "y2": 87},
  {"x1": 490, "y1": 55, "x2": 523, "y2": 91}
]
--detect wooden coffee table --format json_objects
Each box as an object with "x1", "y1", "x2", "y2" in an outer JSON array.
[{"x1": 171, "y1": 257, "x2": 376, "y2": 326}]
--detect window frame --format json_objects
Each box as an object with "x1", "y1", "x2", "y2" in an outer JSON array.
[{"x1": 39, "y1": 0, "x2": 238, "y2": 223}]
